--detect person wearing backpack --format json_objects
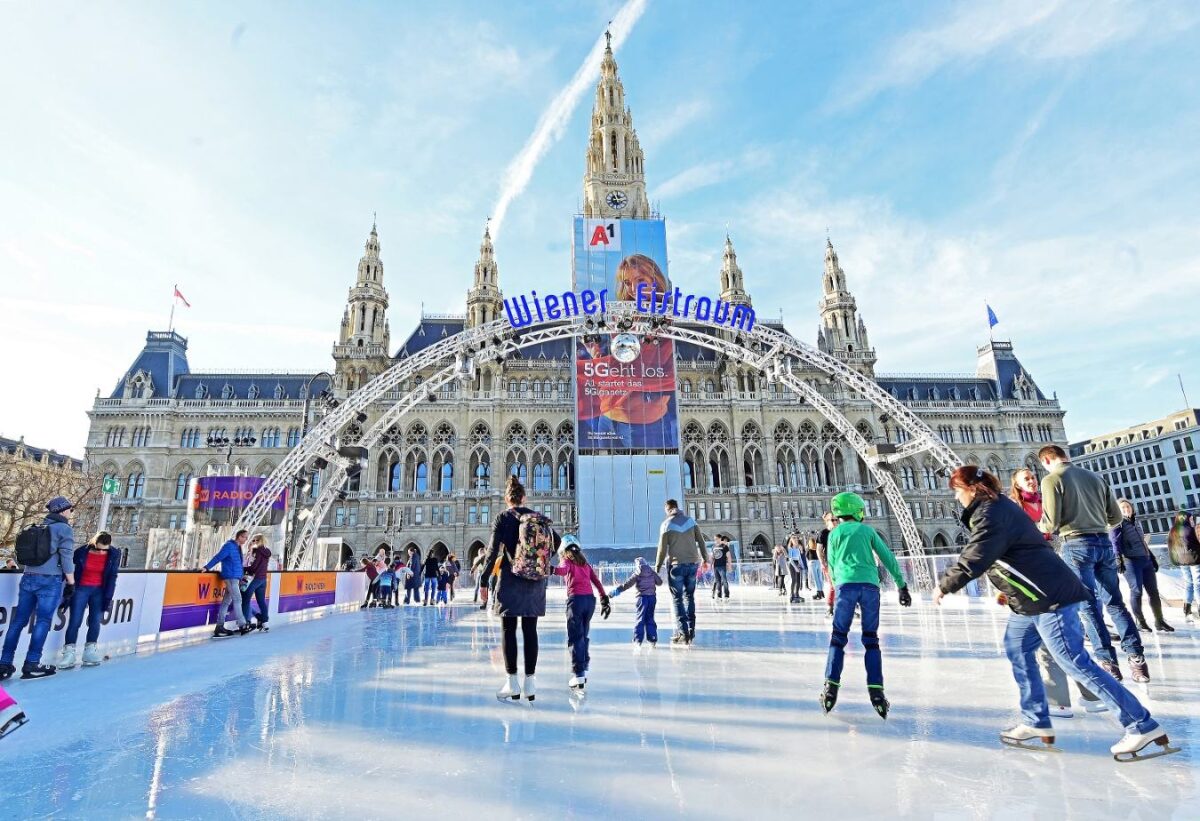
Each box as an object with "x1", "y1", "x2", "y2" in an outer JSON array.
[
  {"x1": 478, "y1": 476, "x2": 560, "y2": 702},
  {"x1": 59, "y1": 531, "x2": 122, "y2": 669},
  {"x1": 1, "y1": 496, "x2": 77, "y2": 680}
]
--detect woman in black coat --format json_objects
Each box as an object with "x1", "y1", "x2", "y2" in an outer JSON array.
[{"x1": 478, "y1": 475, "x2": 559, "y2": 702}]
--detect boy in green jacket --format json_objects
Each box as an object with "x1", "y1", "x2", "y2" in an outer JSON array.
[{"x1": 821, "y1": 492, "x2": 912, "y2": 719}]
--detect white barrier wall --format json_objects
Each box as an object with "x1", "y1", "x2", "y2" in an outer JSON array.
[{"x1": 0, "y1": 571, "x2": 370, "y2": 663}]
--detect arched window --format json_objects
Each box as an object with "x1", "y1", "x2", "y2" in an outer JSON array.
[
  {"x1": 388, "y1": 458, "x2": 402, "y2": 492},
  {"x1": 413, "y1": 459, "x2": 428, "y2": 493},
  {"x1": 475, "y1": 459, "x2": 491, "y2": 490},
  {"x1": 174, "y1": 472, "x2": 192, "y2": 501},
  {"x1": 126, "y1": 472, "x2": 145, "y2": 499},
  {"x1": 683, "y1": 459, "x2": 696, "y2": 490},
  {"x1": 556, "y1": 460, "x2": 573, "y2": 491},
  {"x1": 532, "y1": 459, "x2": 552, "y2": 492},
  {"x1": 439, "y1": 460, "x2": 453, "y2": 492}
]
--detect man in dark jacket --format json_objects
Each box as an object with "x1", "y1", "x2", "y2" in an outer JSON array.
[
  {"x1": 1039, "y1": 445, "x2": 1147, "y2": 682},
  {"x1": 936, "y1": 468, "x2": 1167, "y2": 758},
  {"x1": 0, "y1": 496, "x2": 76, "y2": 680},
  {"x1": 422, "y1": 553, "x2": 441, "y2": 606}
]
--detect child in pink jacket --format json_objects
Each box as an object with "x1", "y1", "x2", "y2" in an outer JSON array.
[{"x1": 554, "y1": 535, "x2": 610, "y2": 692}]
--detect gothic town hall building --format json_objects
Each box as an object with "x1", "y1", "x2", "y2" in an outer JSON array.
[{"x1": 85, "y1": 41, "x2": 1067, "y2": 568}]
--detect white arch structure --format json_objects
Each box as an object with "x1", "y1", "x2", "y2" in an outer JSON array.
[{"x1": 236, "y1": 304, "x2": 963, "y2": 588}]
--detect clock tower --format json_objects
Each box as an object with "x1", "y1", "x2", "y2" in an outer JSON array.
[{"x1": 582, "y1": 30, "x2": 652, "y2": 220}]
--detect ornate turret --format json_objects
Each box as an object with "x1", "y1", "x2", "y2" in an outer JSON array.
[
  {"x1": 818, "y1": 237, "x2": 876, "y2": 375},
  {"x1": 581, "y1": 30, "x2": 651, "y2": 220},
  {"x1": 466, "y1": 222, "x2": 503, "y2": 328},
  {"x1": 718, "y1": 234, "x2": 752, "y2": 307},
  {"x1": 333, "y1": 219, "x2": 392, "y2": 391}
]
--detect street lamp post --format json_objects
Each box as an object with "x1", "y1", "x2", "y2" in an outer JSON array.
[{"x1": 206, "y1": 432, "x2": 257, "y2": 526}]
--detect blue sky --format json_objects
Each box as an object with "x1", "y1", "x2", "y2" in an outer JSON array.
[{"x1": 2, "y1": 0, "x2": 1198, "y2": 456}]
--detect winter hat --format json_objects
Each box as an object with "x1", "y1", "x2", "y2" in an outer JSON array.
[
  {"x1": 46, "y1": 496, "x2": 73, "y2": 514},
  {"x1": 634, "y1": 556, "x2": 648, "y2": 571}
]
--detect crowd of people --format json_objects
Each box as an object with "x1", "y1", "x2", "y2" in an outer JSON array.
[{"x1": 3, "y1": 441, "x2": 1198, "y2": 762}]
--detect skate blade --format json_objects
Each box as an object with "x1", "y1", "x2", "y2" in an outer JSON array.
[
  {"x1": 1114, "y1": 738, "x2": 1181, "y2": 763},
  {"x1": 0, "y1": 713, "x2": 29, "y2": 738},
  {"x1": 1000, "y1": 736, "x2": 1060, "y2": 752}
]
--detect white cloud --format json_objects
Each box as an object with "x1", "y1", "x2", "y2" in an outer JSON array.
[
  {"x1": 652, "y1": 146, "x2": 772, "y2": 200},
  {"x1": 837, "y1": 0, "x2": 1195, "y2": 110},
  {"x1": 490, "y1": 0, "x2": 648, "y2": 239},
  {"x1": 640, "y1": 98, "x2": 712, "y2": 150}
]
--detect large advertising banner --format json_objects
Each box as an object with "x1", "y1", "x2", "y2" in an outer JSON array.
[
  {"x1": 192, "y1": 476, "x2": 287, "y2": 512},
  {"x1": 159, "y1": 573, "x2": 228, "y2": 631},
  {"x1": 571, "y1": 217, "x2": 684, "y2": 548},
  {"x1": 0, "y1": 572, "x2": 150, "y2": 657},
  {"x1": 277, "y1": 572, "x2": 337, "y2": 614}
]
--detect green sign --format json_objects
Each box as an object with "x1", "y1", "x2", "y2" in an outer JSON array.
[{"x1": 102, "y1": 477, "x2": 120, "y2": 495}]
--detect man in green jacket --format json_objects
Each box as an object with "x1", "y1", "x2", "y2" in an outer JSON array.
[{"x1": 820, "y1": 492, "x2": 912, "y2": 719}]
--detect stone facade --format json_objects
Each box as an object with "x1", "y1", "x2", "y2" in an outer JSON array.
[{"x1": 84, "y1": 40, "x2": 1068, "y2": 567}]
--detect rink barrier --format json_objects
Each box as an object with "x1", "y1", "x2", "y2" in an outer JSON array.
[{"x1": 0, "y1": 571, "x2": 369, "y2": 664}]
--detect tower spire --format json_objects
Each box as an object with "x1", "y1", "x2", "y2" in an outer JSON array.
[
  {"x1": 818, "y1": 237, "x2": 874, "y2": 375},
  {"x1": 333, "y1": 221, "x2": 391, "y2": 390},
  {"x1": 582, "y1": 29, "x2": 651, "y2": 220},
  {"x1": 718, "y1": 234, "x2": 751, "y2": 307},
  {"x1": 467, "y1": 221, "x2": 503, "y2": 328}
]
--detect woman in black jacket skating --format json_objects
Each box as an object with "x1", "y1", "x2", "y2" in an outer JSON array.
[
  {"x1": 478, "y1": 475, "x2": 560, "y2": 702},
  {"x1": 1110, "y1": 500, "x2": 1172, "y2": 632},
  {"x1": 934, "y1": 466, "x2": 1174, "y2": 761}
]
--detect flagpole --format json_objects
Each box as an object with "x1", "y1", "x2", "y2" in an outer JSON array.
[
  {"x1": 986, "y1": 299, "x2": 993, "y2": 343},
  {"x1": 169, "y1": 284, "x2": 177, "y2": 334}
]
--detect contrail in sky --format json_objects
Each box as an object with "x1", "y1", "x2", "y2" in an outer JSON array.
[{"x1": 490, "y1": 0, "x2": 648, "y2": 240}]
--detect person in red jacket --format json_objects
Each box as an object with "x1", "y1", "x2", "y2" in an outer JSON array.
[{"x1": 59, "y1": 531, "x2": 122, "y2": 669}]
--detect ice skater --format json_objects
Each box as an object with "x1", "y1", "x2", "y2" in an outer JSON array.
[
  {"x1": 553, "y1": 535, "x2": 610, "y2": 693},
  {"x1": 0, "y1": 684, "x2": 26, "y2": 739},
  {"x1": 205, "y1": 529, "x2": 250, "y2": 637},
  {"x1": 710, "y1": 536, "x2": 731, "y2": 599},
  {"x1": 611, "y1": 557, "x2": 662, "y2": 649},
  {"x1": 1167, "y1": 511, "x2": 1200, "y2": 623},
  {"x1": 241, "y1": 535, "x2": 271, "y2": 630},
  {"x1": 1111, "y1": 499, "x2": 1172, "y2": 632},
  {"x1": 435, "y1": 563, "x2": 452, "y2": 605},
  {"x1": 820, "y1": 492, "x2": 911, "y2": 719},
  {"x1": 655, "y1": 499, "x2": 709, "y2": 645},
  {"x1": 59, "y1": 530, "x2": 122, "y2": 669},
  {"x1": 376, "y1": 565, "x2": 397, "y2": 608},
  {"x1": 936, "y1": 466, "x2": 1177, "y2": 762}
]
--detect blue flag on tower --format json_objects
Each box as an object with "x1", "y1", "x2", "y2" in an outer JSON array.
[{"x1": 986, "y1": 304, "x2": 999, "y2": 328}]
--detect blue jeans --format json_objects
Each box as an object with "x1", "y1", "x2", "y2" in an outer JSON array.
[
  {"x1": 1, "y1": 574, "x2": 63, "y2": 666},
  {"x1": 1120, "y1": 555, "x2": 1160, "y2": 623},
  {"x1": 809, "y1": 562, "x2": 824, "y2": 593},
  {"x1": 635, "y1": 594, "x2": 658, "y2": 643},
  {"x1": 65, "y1": 585, "x2": 104, "y2": 645},
  {"x1": 667, "y1": 563, "x2": 698, "y2": 636},
  {"x1": 566, "y1": 594, "x2": 596, "y2": 675},
  {"x1": 712, "y1": 566, "x2": 729, "y2": 598},
  {"x1": 824, "y1": 583, "x2": 882, "y2": 687},
  {"x1": 423, "y1": 576, "x2": 437, "y2": 602},
  {"x1": 1063, "y1": 534, "x2": 1143, "y2": 660},
  {"x1": 1182, "y1": 566, "x2": 1200, "y2": 605},
  {"x1": 1004, "y1": 602, "x2": 1157, "y2": 734},
  {"x1": 242, "y1": 578, "x2": 268, "y2": 623}
]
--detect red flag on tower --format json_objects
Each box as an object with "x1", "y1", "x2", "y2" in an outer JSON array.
[{"x1": 173, "y1": 286, "x2": 191, "y2": 308}]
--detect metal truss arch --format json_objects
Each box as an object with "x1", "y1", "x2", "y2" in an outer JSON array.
[{"x1": 237, "y1": 303, "x2": 962, "y2": 587}]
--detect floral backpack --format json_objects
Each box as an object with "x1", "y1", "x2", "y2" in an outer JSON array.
[{"x1": 510, "y1": 511, "x2": 555, "y2": 581}]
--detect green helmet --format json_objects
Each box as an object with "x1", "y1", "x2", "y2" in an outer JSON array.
[{"x1": 830, "y1": 492, "x2": 866, "y2": 521}]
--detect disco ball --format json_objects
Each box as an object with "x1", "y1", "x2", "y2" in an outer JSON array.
[{"x1": 611, "y1": 333, "x2": 641, "y2": 363}]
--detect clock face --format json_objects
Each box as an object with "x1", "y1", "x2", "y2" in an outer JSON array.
[{"x1": 605, "y1": 189, "x2": 629, "y2": 210}]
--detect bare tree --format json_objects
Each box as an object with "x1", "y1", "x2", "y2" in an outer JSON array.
[{"x1": 0, "y1": 452, "x2": 102, "y2": 556}]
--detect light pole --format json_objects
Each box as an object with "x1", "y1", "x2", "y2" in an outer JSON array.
[{"x1": 207, "y1": 433, "x2": 257, "y2": 471}]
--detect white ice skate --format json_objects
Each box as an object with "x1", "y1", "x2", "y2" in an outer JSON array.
[
  {"x1": 1000, "y1": 724, "x2": 1059, "y2": 752},
  {"x1": 522, "y1": 674, "x2": 537, "y2": 703},
  {"x1": 0, "y1": 702, "x2": 28, "y2": 739},
  {"x1": 1084, "y1": 700, "x2": 1109, "y2": 714},
  {"x1": 568, "y1": 674, "x2": 587, "y2": 694},
  {"x1": 496, "y1": 674, "x2": 520, "y2": 702},
  {"x1": 81, "y1": 643, "x2": 102, "y2": 667},
  {"x1": 1048, "y1": 705, "x2": 1073, "y2": 719},
  {"x1": 1111, "y1": 728, "x2": 1180, "y2": 762},
  {"x1": 58, "y1": 644, "x2": 77, "y2": 670}
]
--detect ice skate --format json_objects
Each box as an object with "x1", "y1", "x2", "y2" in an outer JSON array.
[
  {"x1": 20, "y1": 663, "x2": 57, "y2": 680},
  {"x1": 522, "y1": 674, "x2": 537, "y2": 702},
  {"x1": 869, "y1": 688, "x2": 890, "y2": 720},
  {"x1": 1154, "y1": 620, "x2": 1175, "y2": 633},
  {"x1": 1048, "y1": 705, "x2": 1074, "y2": 719},
  {"x1": 1000, "y1": 724, "x2": 1058, "y2": 752},
  {"x1": 1134, "y1": 616, "x2": 1151, "y2": 633},
  {"x1": 0, "y1": 702, "x2": 28, "y2": 739},
  {"x1": 1099, "y1": 659, "x2": 1123, "y2": 681},
  {"x1": 568, "y1": 674, "x2": 587, "y2": 694},
  {"x1": 81, "y1": 643, "x2": 102, "y2": 667},
  {"x1": 212, "y1": 625, "x2": 235, "y2": 638},
  {"x1": 1185, "y1": 603, "x2": 1195, "y2": 624},
  {"x1": 1128, "y1": 654, "x2": 1150, "y2": 683},
  {"x1": 671, "y1": 632, "x2": 688, "y2": 645},
  {"x1": 1083, "y1": 699, "x2": 1109, "y2": 714},
  {"x1": 58, "y1": 644, "x2": 77, "y2": 670},
  {"x1": 1111, "y1": 728, "x2": 1180, "y2": 762},
  {"x1": 819, "y1": 680, "x2": 839, "y2": 714},
  {"x1": 496, "y1": 674, "x2": 521, "y2": 702},
  {"x1": 0, "y1": 663, "x2": 14, "y2": 682}
]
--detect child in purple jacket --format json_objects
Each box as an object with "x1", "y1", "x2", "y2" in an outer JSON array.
[{"x1": 611, "y1": 557, "x2": 664, "y2": 649}]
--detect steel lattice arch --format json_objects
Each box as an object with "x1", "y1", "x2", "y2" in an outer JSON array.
[{"x1": 235, "y1": 304, "x2": 963, "y2": 589}]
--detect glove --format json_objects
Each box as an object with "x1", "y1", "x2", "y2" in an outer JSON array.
[
  {"x1": 1150, "y1": 554, "x2": 1160, "y2": 572},
  {"x1": 898, "y1": 586, "x2": 912, "y2": 608},
  {"x1": 600, "y1": 596, "x2": 612, "y2": 620},
  {"x1": 610, "y1": 588, "x2": 622, "y2": 599}
]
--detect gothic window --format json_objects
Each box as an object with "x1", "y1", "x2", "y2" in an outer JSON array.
[
  {"x1": 247, "y1": 383, "x2": 260, "y2": 400},
  {"x1": 174, "y1": 472, "x2": 192, "y2": 501},
  {"x1": 532, "y1": 422, "x2": 553, "y2": 446},
  {"x1": 506, "y1": 451, "x2": 528, "y2": 485},
  {"x1": 433, "y1": 422, "x2": 455, "y2": 446},
  {"x1": 195, "y1": 383, "x2": 208, "y2": 399},
  {"x1": 683, "y1": 459, "x2": 696, "y2": 490},
  {"x1": 557, "y1": 459, "x2": 574, "y2": 491},
  {"x1": 286, "y1": 427, "x2": 301, "y2": 448},
  {"x1": 274, "y1": 384, "x2": 285, "y2": 400},
  {"x1": 703, "y1": 380, "x2": 716, "y2": 394},
  {"x1": 221, "y1": 383, "x2": 234, "y2": 400},
  {"x1": 508, "y1": 379, "x2": 519, "y2": 397},
  {"x1": 680, "y1": 380, "x2": 693, "y2": 394},
  {"x1": 773, "y1": 421, "x2": 795, "y2": 443},
  {"x1": 473, "y1": 453, "x2": 491, "y2": 490},
  {"x1": 900, "y1": 466, "x2": 916, "y2": 491},
  {"x1": 439, "y1": 459, "x2": 453, "y2": 492},
  {"x1": 923, "y1": 466, "x2": 939, "y2": 490},
  {"x1": 532, "y1": 455, "x2": 552, "y2": 492},
  {"x1": 683, "y1": 422, "x2": 704, "y2": 444},
  {"x1": 126, "y1": 471, "x2": 145, "y2": 499},
  {"x1": 506, "y1": 422, "x2": 528, "y2": 446}
]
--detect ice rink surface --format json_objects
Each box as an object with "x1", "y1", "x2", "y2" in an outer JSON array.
[{"x1": 2, "y1": 587, "x2": 1198, "y2": 820}]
